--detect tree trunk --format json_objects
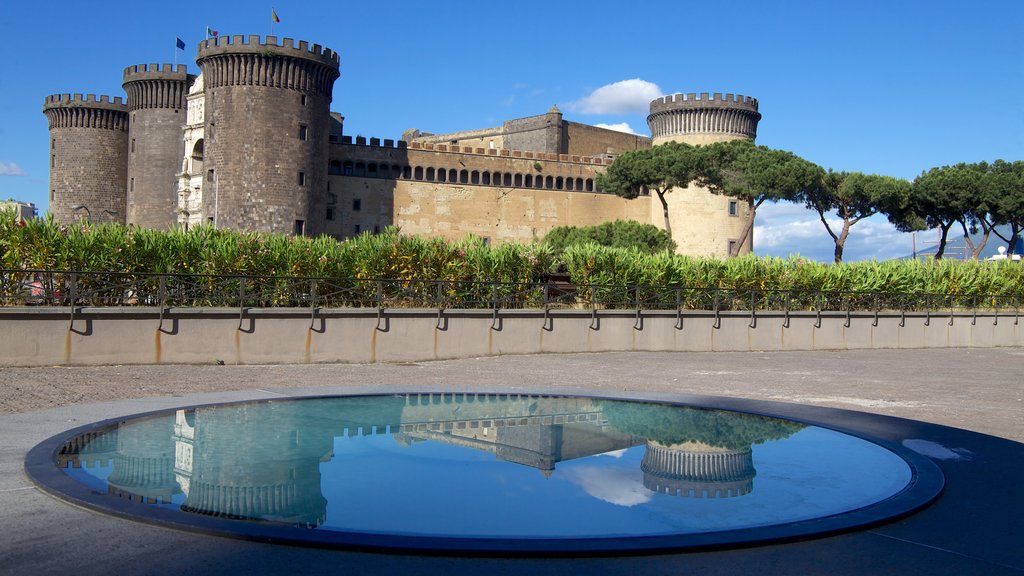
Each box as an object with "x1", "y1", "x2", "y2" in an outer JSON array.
[
  {"x1": 834, "y1": 221, "x2": 852, "y2": 263},
  {"x1": 656, "y1": 190, "x2": 671, "y2": 238},
  {"x1": 734, "y1": 205, "x2": 756, "y2": 257},
  {"x1": 934, "y1": 222, "x2": 954, "y2": 259}
]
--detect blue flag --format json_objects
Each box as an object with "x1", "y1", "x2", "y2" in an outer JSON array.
[{"x1": 176, "y1": 37, "x2": 185, "y2": 50}]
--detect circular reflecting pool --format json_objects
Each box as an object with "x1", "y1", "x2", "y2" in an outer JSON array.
[{"x1": 26, "y1": 394, "x2": 943, "y2": 553}]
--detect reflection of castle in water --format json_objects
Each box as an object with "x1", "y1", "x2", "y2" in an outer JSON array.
[
  {"x1": 58, "y1": 394, "x2": 803, "y2": 527},
  {"x1": 642, "y1": 442, "x2": 755, "y2": 498}
]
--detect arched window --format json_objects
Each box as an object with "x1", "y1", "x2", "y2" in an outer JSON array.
[
  {"x1": 460, "y1": 170, "x2": 469, "y2": 184},
  {"x1": 343, "y1": 161, "x2": 354, "y2": 176},
  {"x1": 379, "y1": 165, "x2": 390, "y2": 178},
  {"x1": 565, "y1": 178, "x2": 574, "y2": 191},
  {"x1": 449, "y1": 169, "x2": 458, "y2": 182},
  {"x1": 556, "y1": 177, "x2": 564, "y2": 190},
  {"x1": 426, "y1": 167, "x2": 435, "y2": 181},
  {"x1": 545, "y1": 176, "x2": 554, "y2": 189},
  {"x1": 524, "y1": 174, "x2": 533, "y2": 187},
  {"x1": 354, "y1": 162, "x2": 366, "y2": 177},
  {"x1": 414, "y1": 166, "x2": 424, "y2": 180},
  {"x1": 367, "y1": 163, "x2": 378, "y2": 177},
  {"x1": 471, "y1": 170, "x2": 480, "y2": 184},
  {"x1": 392, "y1": 165, "x2": 402, "y2": 179},
  {"x1": 190, "y1": 139, "x2": 204, "y2": 175},
  {"x1": 482, "y1": 172, "x2": 491, "y2": 185},
  {"x1": 503, "y1": 173, "x2": 512, "y2": 186},
  {"x1": 437, "y1": 168, "x2": 446, "y2": 182},
  {"x1": 576, "y1": 178, "x2": 584, "y2": 191},
  {"x1": 403, "y1": 166, "x2": 412, "y2": 179},
  {"x1": 585, "y1": 178, "x2": 594, "y2": 192},
  {"x1": 513, "y1": 174, "x2": 522, "y2": 187},
  {"x1": 328, "y1": 160, "x2": 342, "y2": 175}
]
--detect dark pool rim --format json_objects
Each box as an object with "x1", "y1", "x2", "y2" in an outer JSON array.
[{"x1": 24, "y1": 391, "x2": 945, "y2": 557}]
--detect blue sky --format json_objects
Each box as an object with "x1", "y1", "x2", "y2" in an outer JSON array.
[{"x1": 2, "y1": 1, "x2": 1021, "y2": 261}]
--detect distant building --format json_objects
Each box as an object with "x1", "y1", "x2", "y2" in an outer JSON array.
[
  {"x1": 43, "y1": 34, "x2": 761, "y2": 257},
  {"x1": 0, "y1": 200, "x2": 37, "y2": 222}
]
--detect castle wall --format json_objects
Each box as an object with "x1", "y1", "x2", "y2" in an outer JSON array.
[
  {"x1": 501, "y1": 109, "x2": 564, "y2": 154},
  {"x1": 123, "y1": 64, "x2": 190, "y2": 229},
  {"x1": 325, "y1": 138, "x2": 745, "y2": 255},
  {"x1": 563, "y1": 121, "x2": 651, "y2": 157},
  {"x1": 42, "y1": 94, "x2": 128, "y2": 224}
]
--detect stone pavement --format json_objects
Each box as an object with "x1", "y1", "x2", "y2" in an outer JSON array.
[{"x1": 1, "y1": 349, "x2": 1022, "y2": 575}]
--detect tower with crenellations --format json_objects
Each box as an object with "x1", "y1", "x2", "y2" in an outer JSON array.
[
  {"x1": 195, "y1": 35, "x2": 340, "y2": 236},
  {"x1": 644, "y1": 93, "x2": 763, "y2": 256},
  {"x1": 123, "y1": 64, "x2": 192, "y2": 228},
  {"x1": 42, "y1": 94, "x2": 129, "y2": 224},
  {"x1": 647, "y1": 92, "x2": 761, "y2": 146}
]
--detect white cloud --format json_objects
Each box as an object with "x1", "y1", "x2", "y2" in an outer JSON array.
[
  {"x1": 753, "y1": 202, "x2": 917, "y2": 261},
  {"x1": 561, "y1": 466, "x2": 651, "y2": 507},
  {"x1": 593, "y1": 122, "x2": 641, "y2": 135},
  {"x1": 0, "y1": 162, "x2": 26, "y2": 176},
  {"x1": 569, "y1": 79, "x2": 663, "y2": 114}
]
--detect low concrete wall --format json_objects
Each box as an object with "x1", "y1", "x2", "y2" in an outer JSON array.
[{"x1": 1, "y1": 307, "x2": 1020, "y2": 367}]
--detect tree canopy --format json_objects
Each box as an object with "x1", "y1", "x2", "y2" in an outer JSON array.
[
  {"x1": 542, "y1": 220, "x2": 676, "y2": 254},
  {"x1": 595, "y1": 141, "x2": 707, "y2": 237},
  {"x1": 701, "y1": 140, "x2": 823, "y2": 257},
  {"x1": 801, "y1": 171, "x2": 911, "y2": 263}
]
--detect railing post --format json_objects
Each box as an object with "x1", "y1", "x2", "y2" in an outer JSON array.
[{"x1": 237, "y1": 277, "x2": 247, "y2": 330}]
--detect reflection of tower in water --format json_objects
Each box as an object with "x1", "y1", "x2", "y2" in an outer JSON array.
[
  {"x1": 106, "y1": 416, "x2": 179, "y2": 504},
  {"x1": 174, "y1": 404, "x2": 333, "y2": 527},
  {"x1": 641, "y1": 441, "x2": 755, "y2": 498}
]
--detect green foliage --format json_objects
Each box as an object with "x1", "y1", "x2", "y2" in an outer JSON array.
[
  {"x1": 599, "y1": 401, "x2": 805, "y2": 450},
  {"x1": 802, "y1": 170, "x2": 912, "y2": 263},
  {"x1": 543, "y1": 220, "x2": 676, "y2": 255},
  {"x1": 2, "y1": 213, "x2": 1022, "y2": 309}
]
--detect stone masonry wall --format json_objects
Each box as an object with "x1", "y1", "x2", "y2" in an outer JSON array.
[{"x1": 43, "y1": 95, "x2": 128, "y2": 224}]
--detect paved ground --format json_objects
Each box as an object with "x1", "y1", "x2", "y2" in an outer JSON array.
[{"x1": 1, "y1": 349, "x2": 1022, "y2": 574}]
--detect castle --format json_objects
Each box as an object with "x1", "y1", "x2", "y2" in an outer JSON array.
[{"x1": 43, "y1": 35, "x2": 761, "y2": 257}]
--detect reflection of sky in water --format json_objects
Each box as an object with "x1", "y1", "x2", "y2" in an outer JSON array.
[
  {"x1": 317, "y1": 427, "x2": 910, "y2": 538},
  {"x1": 57, "y1": 397, "x2": 913, "y2": 540}
]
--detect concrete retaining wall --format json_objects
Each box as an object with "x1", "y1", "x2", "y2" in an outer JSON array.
[{"x1": 2, "y1": 307, "x2": 1020, "y2": 367}]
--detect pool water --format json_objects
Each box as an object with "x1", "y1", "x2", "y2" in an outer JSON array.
[{"x1": 37, "y1": 394, "x2": 935, "y2": 552}]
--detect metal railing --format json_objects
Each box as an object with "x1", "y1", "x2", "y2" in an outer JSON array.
[{"x1": 1, "y1": 270, "x2": 1020, "y2": 321}]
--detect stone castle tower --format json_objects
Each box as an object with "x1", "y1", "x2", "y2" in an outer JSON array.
[
  {"x1": 647, "y1": 92, "x2": 761, "y2": 146},
  {"x1": 42, "y1": 94, "x2": 129, "y2": 224},
  {"x1": 123, "y1": 64, "x2": 191, "y2": 228},
  {"x1": 195, "y1": 35, "x2": 340, "y2": 236},
  {"x1": 645, "y1": 93, "x2": 763, "y2": 256}
]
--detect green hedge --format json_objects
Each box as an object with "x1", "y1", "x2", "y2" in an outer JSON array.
[{"x1": 2, "y1": 213, "x2": 1022, "y2": 300}]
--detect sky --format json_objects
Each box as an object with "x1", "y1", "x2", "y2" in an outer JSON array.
[{"x1": 2, "y1": 1, "x2": 1021, "y2": 262}]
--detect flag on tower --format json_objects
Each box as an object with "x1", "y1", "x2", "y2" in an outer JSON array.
[
  {"x1": 176, "y1": 37, "x2": 186, "y2": 50},
  {"x1": 206, "y1": 27, "x2": 219, "y2": 39},
  {"x1": 272, "y1": 9, "x2": 280, "y2": 23}
]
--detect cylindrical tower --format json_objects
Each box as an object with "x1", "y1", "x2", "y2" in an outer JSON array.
[
  {"x1": 196, "y1": 35, "x2": 340, "y2": 236},
  {"x1": 123, "y1": 64, "x2": 191, "y2": 229},
  {"x1": 648, "y1": 92, "x2": 761, "y2": 146},
  {"x1": 42, "y1": 94, "x2": 129, "y2": 224},
  {"x1": 645, "y1": 93, "x2": 762, "y2": 258}
]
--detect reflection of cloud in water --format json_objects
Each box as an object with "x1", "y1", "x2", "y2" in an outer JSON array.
[
  {"x1": 596, "y1": 449, "x2": 627, "y2": 459},
  {"x1": 562, "y1": 466, "x2": 651, "y2": 507}
]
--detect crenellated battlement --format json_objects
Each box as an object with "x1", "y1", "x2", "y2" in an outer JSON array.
[
  {"x1": 123, "y1": 63, "x2": 189, "y2": 82},
  {"x1": 43, "y1": 93, "x2": 126, "y2": 110},
  {"x1": 649, "y1": 92, "x2": 759, "y2": 114},
  {"x1": 196, "y1": 35, "x2": 339, "y2": 68},
  {"x1": 337, "y1": 136, "x2": 613, "y2": 166},
  {"x1": 647, "y1": 91, "x2": 762, "y2": 142},
  {"x1": 122, "y1": 64, "x2": 189, "y2": 111}
]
